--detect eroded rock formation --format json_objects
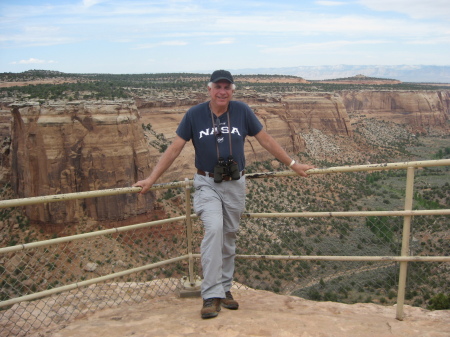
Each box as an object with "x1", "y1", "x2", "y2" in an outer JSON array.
[
  {"x1": 340, "y1": 90, "x2": 450, "y2": 133},
  {"x1": 10, "y1": 100, "x2": 154, "y2": 225},
  {"x1": 136, "y1": 91, "x2": 354, "y2": 181},
  {"x1": 4, "y1": 89, "x2": 450, "y2": 224}
]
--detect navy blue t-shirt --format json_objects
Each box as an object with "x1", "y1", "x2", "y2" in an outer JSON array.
[{"x1": 176, "y1": 100, "x2": 263, "y2": 173}]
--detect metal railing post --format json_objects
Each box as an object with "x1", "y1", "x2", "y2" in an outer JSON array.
[
  {"x1": 184, "y1": 178, "x2": 195, "y2": 284},
  {"x1": 179, "y1": 177, "x2": 201, "y2": 297},
  {"x1": 396, "y1": 166, "x2": 415, "y2": 320}
]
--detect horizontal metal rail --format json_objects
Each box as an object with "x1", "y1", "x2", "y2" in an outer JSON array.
[
  {"x1": 245, "y1": 158, "x2": 450, "y2": 179},
  {"x1": 242, "y1": 209, "x2": 450, "y2": 218},
  {"x1": 0, "y1": 181, "x2": 187, "y2": 209},
  {"x1": 1, "y1": 159, "x2": 448, "y2": 209},
  {"x1": 3, "y1": 209, "x2": 447, "y2": 254},
  {"x1": 236, "y1": 255, "x2": 450, "y2": 262},
  {"x1": 0, "y1": 215, "x2": 191, "y2": 254},
  {"x1": 173, "y1": 253, "x2": 450, "y2": 262},
  {"x1": 0, "y1": 255, "x2": 190, "y2": 309}
]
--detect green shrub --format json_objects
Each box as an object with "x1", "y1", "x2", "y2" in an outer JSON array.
[{"x1": 428, "y1": 293, "x2": 450, "y2": 310}]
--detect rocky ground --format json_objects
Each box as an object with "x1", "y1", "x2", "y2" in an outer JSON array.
[{"x1": 35, "y1": 286, "x2": 450, "y2": 337}]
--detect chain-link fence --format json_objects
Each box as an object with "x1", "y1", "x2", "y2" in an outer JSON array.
[
  {"x1": 1, "y1": 159, "x2": 449, "y2": 336},
  {"x1": 0, "y1": 214, "x2": 193, "y2": 336},
  {"x1": 235, "y1": 214, "x2": 448, "y2": 306}
]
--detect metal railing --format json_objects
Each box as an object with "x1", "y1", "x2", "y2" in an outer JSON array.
[{"x1": 0, "y1": 159, "x2": 449, "y2": 336}]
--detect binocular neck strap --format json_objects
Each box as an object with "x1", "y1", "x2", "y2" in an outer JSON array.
[{"x1": 210, "y1": 107, "x2": 233, "y2": 161}]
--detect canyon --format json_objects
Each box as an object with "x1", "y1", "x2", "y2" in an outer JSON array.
[
  {"x1": 0, "y1": 76, "x2": 449, "y2": 337},
  {"x1": 0, "y1": 84, "x2": 448, "y2": 226}
]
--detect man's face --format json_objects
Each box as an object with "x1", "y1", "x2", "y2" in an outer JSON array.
[{"x1": 208, "y1": 80, "x2": 234, "y2": 108}]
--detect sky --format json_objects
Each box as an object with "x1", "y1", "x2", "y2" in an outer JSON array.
[{"x1": 1, "y1": 0, "x2": 449, "y2": 74}]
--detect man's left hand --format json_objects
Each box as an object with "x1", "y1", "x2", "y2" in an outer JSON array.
[{"x1": 292, "y1": 163, "x2": 315, "y2": 177}]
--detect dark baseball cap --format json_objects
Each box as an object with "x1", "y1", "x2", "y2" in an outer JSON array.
[{"x1": 210, "y1": 70, "x2": 234, "y2": 83}]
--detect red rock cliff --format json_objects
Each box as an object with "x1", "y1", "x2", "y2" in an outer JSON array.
[
  {"x1": 136, "y1": 91, "x2": 353, "y2": 182},
  {"x1": 10, "y1": 101, "x2": 154, "y2": 225},
  {"x1": 339, "y1": 90, "x2": 449, "y2": 133},
  {"x1": 6, "y1": 89, "x2": 449, "y2": 223}
]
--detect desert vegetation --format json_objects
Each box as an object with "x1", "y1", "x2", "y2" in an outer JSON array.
[{"x1": 2, "y1": 70, "x2": 450, "y2": 103}]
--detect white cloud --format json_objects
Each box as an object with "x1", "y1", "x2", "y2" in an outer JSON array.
[
  {"x1": 82, "y1": 0, "x2": 105, "y2": 8},
  {"x1": 261, "y1": 39, "x2": 390, "y2": 54},
  {"x1": 134, "y1": 43, "x2": 156, "y2": 49},
  {"x1": 161, "y1": 41, "x2": 188, "y2": 46},
  {"x1": 358, "y1": 0, "x2": 450, "y2": 19},
  {"x1": 0, "y1": 24, "x2": 74, "y2": 47},
  {"x1": 406, "y1": 36, "x2": 450, "y2": 45},
  {"x1": 221, "y1": 13, "x2": 442, "y2": 38},
  {"x1": 23, "y1": 26, "x2": 60, "y2": 34},
  {"x1": 3, "y1": 1, "x2": 447, "y2": 49},
  {"x1": 315, "y1": 1, "x2": 347, "y2": 6},
  {"x1": 206, "y1": 38, "x2": 235, "y2": 45},
  {"x1": 134, "y1": 40, "x2": 188, "y2": 49},
  {"x1": 1, "y1": 0, "x2": 449, "y2": 72},
  {"x1": 11, "y1": 58, "x2": 57, "y2": 65}
]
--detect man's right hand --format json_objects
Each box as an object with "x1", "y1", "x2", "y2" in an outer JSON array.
[{"x1": 133, "y1": 178, "x2": 154, "y2": 195}]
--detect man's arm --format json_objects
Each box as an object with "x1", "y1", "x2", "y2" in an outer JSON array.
[
  {"x1": 133, "y1": 135, "x2": 187, "y2": 194},
  {"x1": 254, "y1": 130, "x2": 314, "y2": 177}
]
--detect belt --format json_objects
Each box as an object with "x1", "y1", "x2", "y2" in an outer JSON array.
[{"x1": 197, "y1": 169, "x2": 245, "y2": 181}]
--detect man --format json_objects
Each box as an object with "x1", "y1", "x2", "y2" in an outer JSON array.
[{"x1": 133, "y1": 70, "x2": 314, "y2": 319}]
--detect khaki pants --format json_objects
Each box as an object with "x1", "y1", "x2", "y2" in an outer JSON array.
[{"x1": 193, "y1": 173, "x2": 246, "y2": 299}]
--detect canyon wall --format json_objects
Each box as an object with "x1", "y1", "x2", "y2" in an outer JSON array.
[
  {"x1": 4, "y1": 89, "x2": 449, "y2": 224},
  {"x1": 136, "y1": 91, "x2": 353, "y2": 182},
  {"x1": 10, "y1": 100, "x2": 154, "y2": 225},
  {"x1": 339, "y1": 90, "x2": 450, "y2": 133},
  {"x1": 245, "y1": 92, "x2": 352, "y2": 165}
]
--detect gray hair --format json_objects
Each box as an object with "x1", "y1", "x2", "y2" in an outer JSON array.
[{"x1": 208, "y1": 82, "x2": 236, "y2": 90}]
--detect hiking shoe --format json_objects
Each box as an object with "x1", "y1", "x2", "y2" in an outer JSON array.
[
  {"x1": 201, "y1": 298, "x2": 221, "y2": 319},
  {"x1": 221, "y1": 291, "x2": 239, "y2": 310}
]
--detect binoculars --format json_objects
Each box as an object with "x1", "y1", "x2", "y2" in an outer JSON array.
[{"x1": 213, "y1": 156, "x2": 240, "y2": 183}]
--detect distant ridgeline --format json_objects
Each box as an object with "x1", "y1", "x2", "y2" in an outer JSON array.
[
  {"x1": 314, "y1": 74, "x2": 401, "y2": 83},
  {"x1": 1, "y1": 70, "x2": 450, "y2": 102},
  {"x1": 235, "y1": 64, "x2": 450, "y2": 83}
]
